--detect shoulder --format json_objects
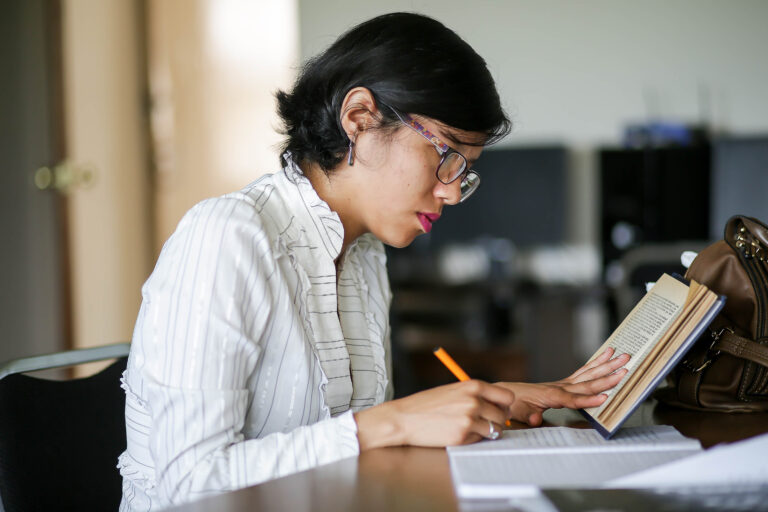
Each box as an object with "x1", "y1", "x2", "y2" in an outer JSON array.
[
  {"x1": 150, "y1": 174, "x2": 298, "y2": 284},
  {"x1": 170, "y1": 173, "x2": 291, "y2": 249},
  {"x1": 184, "y1": 173, "x2": 280, "y2": 224}
]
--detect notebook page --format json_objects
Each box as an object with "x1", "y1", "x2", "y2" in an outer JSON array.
[
  {"x1": 448, "y1": 425, "x2": 700, "y2": 455},
  {"x1": 450, "y1": 449, "x2": 700, "y2": 498}
]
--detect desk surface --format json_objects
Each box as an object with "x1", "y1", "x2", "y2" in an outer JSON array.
[{"x1": 170, "y1": 401, "x2": 768, "y2": 512}]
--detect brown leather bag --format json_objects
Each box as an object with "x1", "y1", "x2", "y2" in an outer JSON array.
[{"x1": 656, "y1": 215, "x2": 768, "y2": 412}]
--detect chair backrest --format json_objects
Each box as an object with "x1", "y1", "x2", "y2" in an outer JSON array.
[
  {"x1": 0, "y1": 356, "x2": 128, "y2": 511},
  {"x1": 613, "y1": 242, "x2": 708, "y2": 319}
]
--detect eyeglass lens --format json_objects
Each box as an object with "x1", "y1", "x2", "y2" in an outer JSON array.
[
  {"x1": 436, "y1": 152, "x2": 479, "y2": 202},
  {"x1": 459, "y1": 171, "x2": 480, "y2": 202},
  {"x1": 437, "y1": 153, "x2": 467, "y2": 183}
]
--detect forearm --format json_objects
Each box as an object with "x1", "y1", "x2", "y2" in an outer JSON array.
[{"x1": 155, "y1": 410, "x2": 360, "y2": 506}]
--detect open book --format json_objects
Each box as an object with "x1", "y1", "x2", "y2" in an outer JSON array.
[
  {"x1": 581, "y1": 273, "x2": 725, "y2": 438},
  {"x1": 447, "y1": 425, "x2": 702, "y2": 498}
]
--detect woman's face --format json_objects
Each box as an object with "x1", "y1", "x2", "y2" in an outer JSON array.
[{"x1": 350, "y1": 116, "x2": 486, "y2": 248}]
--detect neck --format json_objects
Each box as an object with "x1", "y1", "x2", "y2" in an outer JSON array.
[{"x1": 303, "y1": 161, "x2": 365, "y2": 266}]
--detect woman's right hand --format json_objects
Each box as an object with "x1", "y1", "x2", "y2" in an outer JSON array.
[{"x1": 354, "y1": 380, "x2": 516, "y2": 450}]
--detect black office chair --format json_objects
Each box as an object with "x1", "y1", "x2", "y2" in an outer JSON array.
[{"x1": 0, "y1": 343, "x2": 130, "y2": 512}]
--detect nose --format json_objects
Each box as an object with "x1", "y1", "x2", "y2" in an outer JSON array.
[{"x1": 434, "y1": 178, "x2": 462, "y2": 205}]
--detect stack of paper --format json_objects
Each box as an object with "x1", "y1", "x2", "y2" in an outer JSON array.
[{"x1": 608, "y1": 431, "x2": 768, "y2": 488}]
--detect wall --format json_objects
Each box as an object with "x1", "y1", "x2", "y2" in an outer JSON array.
[
  {"x1": 147, "y1": 0, "x2": 299, "y2": 249},
  {"x1": 298, "y1": 0, "x2": 768, "y2": 243}
]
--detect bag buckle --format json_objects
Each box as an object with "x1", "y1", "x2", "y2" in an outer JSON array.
[
  {"x1": 735, "y1": 226, "x2": 766, "y2": 262},
  {"x1": 681, "y1": 327, "x2": 732, "y2": 373},
  {"x1": 710, "y1": 326, "x2": 733, "y2": 349}
]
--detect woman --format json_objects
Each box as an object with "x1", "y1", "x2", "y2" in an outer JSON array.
[{"x1": 118, "y1": 12, "x2": 629, "y2": 510}]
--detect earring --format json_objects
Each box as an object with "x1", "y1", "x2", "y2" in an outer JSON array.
[{"x1": 347, "y1": 138, "x2": 355, "y2": 166}]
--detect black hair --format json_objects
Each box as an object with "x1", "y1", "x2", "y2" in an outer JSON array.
[{"x1": 276, "y1": 12, "x2": 511, "y2": 172}]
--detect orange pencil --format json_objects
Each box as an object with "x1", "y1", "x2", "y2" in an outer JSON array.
[
  {"x1": 433, "y1": 347, "x2": 471, "y2": 381},
  {"x1": 433, "y1": 347, "x2": 512, "y2": 427}
]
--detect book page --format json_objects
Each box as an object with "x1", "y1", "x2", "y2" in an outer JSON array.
[
  {"x1": 583, "y1": 274, "x2": 690, "y2": 419},
  {"x1": 601, "y1": 284, "x2": 718, "y2": 429}
]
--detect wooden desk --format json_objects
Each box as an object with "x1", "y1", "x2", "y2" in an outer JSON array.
[{"x1": 170, "y1": 401, "x2": 768, "y2": 512}]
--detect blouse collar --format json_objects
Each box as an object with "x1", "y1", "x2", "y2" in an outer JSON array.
[{"x1": 282, "y1": 152, "x2": 346, "y2": 261}]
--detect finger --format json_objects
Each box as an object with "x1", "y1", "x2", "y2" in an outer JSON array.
[
  {"x1": 539, "y1": 386, "x2": 611, "y2": 410},
  {"x1": 571, "y1": 353, "x2": 630, "y2": 383},
  {"x1": 527, "y1": 411, "x2": 544, "y2": 427},
  {"x1": 473, "y1": 397, "x2": 511, "y2": 427},
  {"x1": 461, "y1": 432, "x2": 485, "y2": 445},
  {"x1": 511, "y1": 401, "x2": 545, "y2": 427},
  {"x1": 465, "y1": 380, "x2": 516, "y2": 411},
  {"x1": 569, "y1": 347, "x2": 615, "y2": 379},
  {"x1": 565, "y1": 368, "x2": 628, "y2": 395},
  {"x1": 470, "y1": 417, "x2": 504, "y2": 440},
  {"x1": 563, "y1": 392, "x2": 610, "y2": 409}
]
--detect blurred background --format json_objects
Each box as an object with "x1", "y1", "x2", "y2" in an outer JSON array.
[{"x1": 2, "y1": 0, "x2": 767, "y2": 389}]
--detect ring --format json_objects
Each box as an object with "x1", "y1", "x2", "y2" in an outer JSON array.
[{"x1": 488, "y1": 420, "x2": 500, "y2": 440}]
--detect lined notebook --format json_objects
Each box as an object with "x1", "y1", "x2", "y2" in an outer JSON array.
[{"x1": 447, "y1": 426, "x2": 701, "y2": 498}]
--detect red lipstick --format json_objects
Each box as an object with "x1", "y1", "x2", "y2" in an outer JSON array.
[{"x1": 417, "y1": 212, "x2": 441, "y2": 233}]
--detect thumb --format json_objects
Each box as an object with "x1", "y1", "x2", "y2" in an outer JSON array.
[{"x1": 527, "y1": 412, "x2": 543, "y2": 426}]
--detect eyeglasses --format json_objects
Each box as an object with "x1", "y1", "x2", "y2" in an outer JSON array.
[{"x1": 387, "y1": 108, "x2": 481, "y2": 203}]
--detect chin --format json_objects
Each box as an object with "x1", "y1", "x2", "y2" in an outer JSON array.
[{"x1": 378, "y1": 230, "x2": 419, "y2": 249}]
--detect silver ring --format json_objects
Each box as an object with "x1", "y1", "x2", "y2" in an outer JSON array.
[{"x1": 488, "y1": 420, "x2": 500, "y2": 440}]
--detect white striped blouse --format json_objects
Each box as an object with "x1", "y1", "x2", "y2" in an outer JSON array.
[{"x1": 118, "y1": 153, "x2": 393, "y2": 511}]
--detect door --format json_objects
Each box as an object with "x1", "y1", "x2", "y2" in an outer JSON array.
[
  {"x1": 1, "y1": 0, "x2": 153, "y2": 370},
  {"x1": 0, "y1": 0, "x2": 69, "y2": 362}
]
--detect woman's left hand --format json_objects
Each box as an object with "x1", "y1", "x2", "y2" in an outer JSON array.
[{"x1": 495, "y1": 347, "x2": 630, "y2": 427}]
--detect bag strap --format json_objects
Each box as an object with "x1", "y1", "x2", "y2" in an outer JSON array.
[{"x1": 713, "y1": 331, "x2": 768, "y2": 368}]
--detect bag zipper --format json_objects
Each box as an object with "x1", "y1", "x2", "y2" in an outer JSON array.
[{"x1": 733, "y1": 221, "x2": 768, "y2": 397}]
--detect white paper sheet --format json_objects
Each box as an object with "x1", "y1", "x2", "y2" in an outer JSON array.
[{"x1": 608, "y1": 432, "x2": 768, "y2": 488}]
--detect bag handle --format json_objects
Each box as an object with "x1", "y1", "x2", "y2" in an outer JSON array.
[{"x1": 713, "y1": 330, "x2": 768, "y2": 368}]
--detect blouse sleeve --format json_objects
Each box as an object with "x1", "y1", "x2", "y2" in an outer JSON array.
[{"x1": 136, "y1": 196, "x2": 359, "y2": 506}]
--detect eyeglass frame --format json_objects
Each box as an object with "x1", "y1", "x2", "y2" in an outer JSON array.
[{"x1": 384, "y1": 105, "x2": 481, "y2": 202}]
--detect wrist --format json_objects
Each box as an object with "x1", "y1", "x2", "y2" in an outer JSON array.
[{"x1": 354, "y1": 401, "x2": 404, "y2": 451}]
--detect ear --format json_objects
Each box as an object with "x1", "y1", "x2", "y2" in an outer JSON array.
[{"x1": 339, "y1": 87, "x2": 381, "y2": 141}]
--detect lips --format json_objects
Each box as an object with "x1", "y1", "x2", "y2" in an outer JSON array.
[{"x1": 417, "y1": 212, "x2": 441, "y2": 233}]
